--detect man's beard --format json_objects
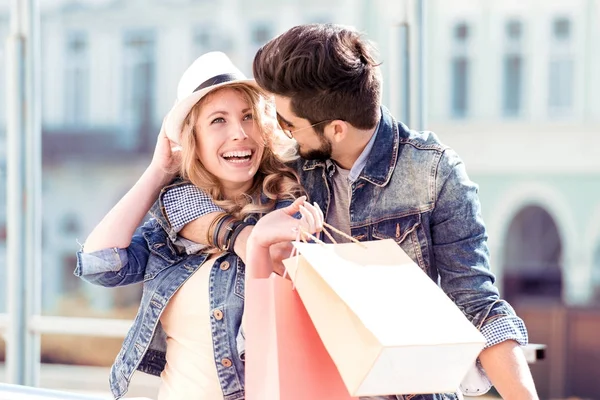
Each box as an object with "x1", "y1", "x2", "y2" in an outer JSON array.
[{"x1": 298, "y1": 136, "x2": 332, "y2": 161}]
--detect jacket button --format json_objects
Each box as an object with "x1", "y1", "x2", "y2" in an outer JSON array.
[
  {"x1": 213, "y1": 310, "x2": 223, "y2": 320},
  {"x1": 221, "y1": 358, "x2": 232, "y2": 367},
  {"x1": 219, "y1": 261, "x2": 230, "y2": 271}
]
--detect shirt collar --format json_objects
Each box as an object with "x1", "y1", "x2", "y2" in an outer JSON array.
[{"x1": 348, "y1": 119, "x2": 380, "y2": 183}]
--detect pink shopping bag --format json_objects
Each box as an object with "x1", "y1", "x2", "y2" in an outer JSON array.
[{"x1": 245, "y1": 273, "x2": 357, "y2": 400}]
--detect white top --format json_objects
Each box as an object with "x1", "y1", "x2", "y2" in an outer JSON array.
[{"x1": 157, "y1": 256, "x2": 223, "y2": 400}]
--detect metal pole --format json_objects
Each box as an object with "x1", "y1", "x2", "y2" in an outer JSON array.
[
  {"x1": 6, "y1": 0, "x2": 28, "y2": 384},
  {"x1": 25, "y1": 0, "x2": 43, "y2": 386},
  {"x1": 400, "y1": 22, "x2": 411, "y2": 126},
  {"x1": 416, "y1": 0, "x2": 427, "y2": 130},
  {"x1": 6, "y1": 0, "x2": 42, "y2": 386}
]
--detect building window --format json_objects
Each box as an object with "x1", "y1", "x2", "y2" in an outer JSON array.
[
  {"x1": 250, "y1": 23, "x2": 272, "y2": 54},
  {"x1": 450, "y1": 22, "x2": 470, "y2": 118},
  {"x1": 64, "y1": 31, "x2": 89, "y2": 126},
  {"x1": 193, "y1": 25, "x2": 214, "y2": 57},
  {"x1": 454, "y1": 23, "x2": 469, "y2": 41},
  {"x1": 123, "y1": 30, "x2": 156, "y2": 150},
  {"x1": 451, "y1": 57, "x2": 468, "y2": 117},
  {"x1": 61, "y1": 213, "x2": 81, "y2": 235},
  {"x1": 192, "y1": 25, "x2": 232, "y2": 61},
  {"x1": 553, "y1": 17, "x2": 571, "y2": 40},
  {"x1": 506, "y1": 20, "x2": 522, "y2": 40},
  {"x1": 548, "y1": 17, "x2": 573, "y2": 114},
  {"x1": 251, "y1": 25, "x2": 271, "y2": 46},
  {"x1": 503, "y1": 20, "x2": 524, "y2": 117},
  {"x1": 503, "y1": 55, "x2": 522, "y2": 116},
  {"x1": 548, "y1": 58, "x2": 573, "y2": 110}
]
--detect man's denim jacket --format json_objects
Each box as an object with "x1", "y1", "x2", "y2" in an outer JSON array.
[
  {"x1": 74, "y1": 180, "x2": 290, "y2": 400},
  {"x1": 292, "y1": 107, "x2": 527, "y2": 400},
  {"x1": 297, "y1": 106, "x2": 523, "y2": 332}
]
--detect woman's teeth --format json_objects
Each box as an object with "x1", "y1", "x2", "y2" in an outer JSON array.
[{"x1": 222, "y1": 150, "x2": 252, "y2": 162}]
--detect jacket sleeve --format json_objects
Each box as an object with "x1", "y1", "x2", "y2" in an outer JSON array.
[
  {"x1": 430, "y1": 149, "x2": 528, "y2": 347},
  {"x1": 73, "y1": 220, "x2": 155, "y2": 287}
]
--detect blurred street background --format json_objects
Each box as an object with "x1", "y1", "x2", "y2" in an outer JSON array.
[{"x1": 1, "y1": 0, "x2": 600, "y2": 398}]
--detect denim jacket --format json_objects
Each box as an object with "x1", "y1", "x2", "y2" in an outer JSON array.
[
  {"x1": 74, "y1": 180, "x2": 290, "y2": 399},
  {"x1": 134, "y1": 108, "x2": 527, "y2": 400},
  {"x1": 292, "y1": 106, "x2": 527, "y2": 399}
]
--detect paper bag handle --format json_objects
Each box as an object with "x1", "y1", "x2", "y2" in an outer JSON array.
[
  {"x1": 299, "y1": 223, "x2": 367, "y2": 249},
  {"x1": 283, "y1": 222, "x2": 368, "y2": 281},
  {"x1": 321, "y1": 222, "x2": 362, "y2": 245}
]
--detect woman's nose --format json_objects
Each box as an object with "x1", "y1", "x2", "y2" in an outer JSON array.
[{"x1": 231, "y1": 123, "x2": 249, "y2": 140}]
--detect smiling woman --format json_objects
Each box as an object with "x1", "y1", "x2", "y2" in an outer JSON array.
[{"x1": 74, "y1": 51, "x2": 317, "y2": 400}]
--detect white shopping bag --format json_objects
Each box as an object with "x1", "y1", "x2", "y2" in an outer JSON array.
[{"x1": 283, "y1": 238, "x2": 486, "y2": 397}]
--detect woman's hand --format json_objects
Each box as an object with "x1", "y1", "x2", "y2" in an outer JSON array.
[
  {"x1": 250, "y1": 196, "x2": 324, "y2": 249},
  {"x1": 245, "y1": 196, "x2": 324, "y2": 279},
  {"x1": 150, "y1": 115, "x2": 181, "y2": 177}
]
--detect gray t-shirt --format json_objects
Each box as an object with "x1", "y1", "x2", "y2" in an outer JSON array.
[{"x1": 325, "y1": 164, "x2": 352, "y2": 243}]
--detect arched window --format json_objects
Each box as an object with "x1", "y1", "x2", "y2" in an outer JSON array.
[{"x1": 503, "y1": 205, "x2": 563, "y2": 303}]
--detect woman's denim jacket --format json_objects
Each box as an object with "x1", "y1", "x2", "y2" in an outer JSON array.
[{"x1": 74, "y1": 180, "x2": 290, "y2": 400}]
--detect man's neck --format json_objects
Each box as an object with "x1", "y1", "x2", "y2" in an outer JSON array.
[{"x1": 332, "y1": 126, "x2": 377, "y2": 170}]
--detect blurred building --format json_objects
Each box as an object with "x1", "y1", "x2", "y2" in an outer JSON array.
[
  {"x1": 0, "y1": 0, "x2": 359, "y2": 313},
  {"x1": 1, "y1": 0, "x2": 599, "y2": 397}
]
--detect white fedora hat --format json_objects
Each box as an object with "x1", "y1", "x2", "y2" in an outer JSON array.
[{"x1": 165, "y1": 51, "x2": 258, "y2": 144}]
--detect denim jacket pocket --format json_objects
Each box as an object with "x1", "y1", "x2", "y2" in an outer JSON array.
[
  {"x1": 143, "y1": 255, "x2": 174, "y2": 281},
  {"x1": 141, "y1": 226, "x2": 181, "y2": 281},
  {"x1": 372, "y1": 213, "x2": 427, "y2": 272}
]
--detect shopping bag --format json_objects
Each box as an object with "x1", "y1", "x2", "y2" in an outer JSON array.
[
  {"x1": 245, "y1": 273, "x2": 357, "y2": 400},
  {"x1": 283, "y1": 235, "x2": 487, "y2": 397}
]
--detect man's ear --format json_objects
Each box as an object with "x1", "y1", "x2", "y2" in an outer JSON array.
[{"x1": 329, "y1": 120, "x2": 349, "y2": 143}]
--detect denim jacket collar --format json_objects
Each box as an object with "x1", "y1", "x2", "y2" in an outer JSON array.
[{"x1": 301, "y1": 106, "x2": 399, "y2": 187}]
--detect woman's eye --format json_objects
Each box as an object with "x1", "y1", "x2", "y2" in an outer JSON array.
[
  {"x1": 243, "y1": 113, "x2": 254, "y2": 121},
  {"x1": 211, "y1": 117, "x2": 226, "y2": 124}
]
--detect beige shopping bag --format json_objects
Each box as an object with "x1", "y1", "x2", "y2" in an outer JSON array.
[{"x1": 283, "y1": 237, "x2": 486, "y2": 397}]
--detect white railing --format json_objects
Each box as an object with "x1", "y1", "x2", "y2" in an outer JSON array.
[
  {"x1": 27, "y1": 316, "x2": 131, "y2": 338},
  {"x1": 0, "y1": 382, "x2": 110, "y2": 399},
  {"x1": 0, "y1": 313, "x2": 547, "y2": 363},
  {"x1": 0, "y1": 314, "x2": 131, "y2": 338}
]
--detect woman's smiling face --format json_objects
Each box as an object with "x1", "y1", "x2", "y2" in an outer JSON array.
[{"x1": 194, "y1": 87, "x2": 265, "y2": 197}]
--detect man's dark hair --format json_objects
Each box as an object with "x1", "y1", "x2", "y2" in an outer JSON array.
[{"x1": 253, "y1": 23, "x2": 381, "y2": 130}]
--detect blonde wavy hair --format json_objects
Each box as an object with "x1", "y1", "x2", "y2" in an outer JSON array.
[{"x1": 179, "y1": 83, "x2": 305, "y2": 219}]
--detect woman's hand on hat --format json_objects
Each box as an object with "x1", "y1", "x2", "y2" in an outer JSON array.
[{"x1": 150, "y1": 116, "x2": 181, "y2": 177}]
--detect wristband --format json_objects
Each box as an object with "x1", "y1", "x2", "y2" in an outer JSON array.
[
  {"x1": 225, "y1": 220, "x2": 255, "y2": 252},
  {"x1": 207, "y1": 212, "x2": 228, "y2": 248}
]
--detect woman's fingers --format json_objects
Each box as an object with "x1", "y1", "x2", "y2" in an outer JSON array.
[
  {"x1": 285, "y1": 196, "x2": 307, "y2": 216},
  {"x1": 299, "y1": 205, "x2": 315, "y2": 232},
  {"x1": 304, "y1": 202, "x2": 323, "y2": 231},
  {"x1": 313, "y1": 202, "x2": 325, "y2": 228},
  {"x1": 299, "y1": 202, "x2": 324, "y2": 237}
]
